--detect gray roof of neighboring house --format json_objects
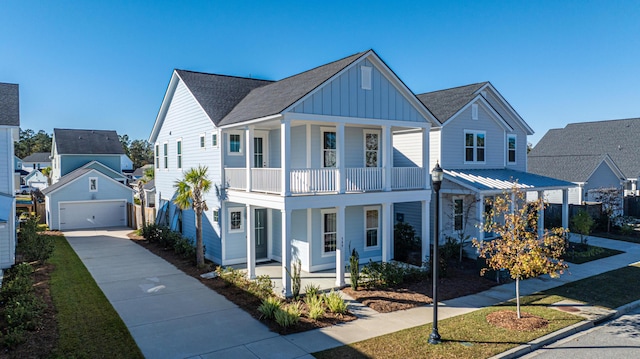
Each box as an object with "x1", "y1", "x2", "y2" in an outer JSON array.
[
  {"x1": 0, "y1": 82, "x2": 19, "y2": 126},
  {"x1": 416, "y1": 82, "x2": 488, "y2": 123},
  {"x1": 53, "y1": 128, "x2": 125, "y2": 155},
  {"x1": 528, "y1": 118, "x2": 640, "y2": 180},
  {"x1": 22, "y1": 152, "x2": 51, "y2": 163},
  {"x1": 132, "y1": 164, "x2": 153, "y2": 177},
  {"x1": 143, "y1": 179, "x2": 155, "y2": 191}
]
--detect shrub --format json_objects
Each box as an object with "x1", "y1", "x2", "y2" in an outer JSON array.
[
  {"x1": 274, "y1": 303, "x2": 301, "y2": 328},
  {"x1": 251, "y1": 275, "x2": 274, "y2": 299},
  {"x1": 305, "y1": 294, "x2": 325, "y2": 320},
  {"x1": 324, "y1": 290, "x2": 347, "y2": 314},
  {"x1": 141, "y1": 223, "x2": 167, "y2": 243},
  {"x1": 441, "y1": 236, "x2": 461, "y2": 262},
  {"x1": 360, "y1": 260, "x2": 426, "y2": 288},
  {"x1": 304, "y1": 283, "x2": 320, "y2": 298},
  {"x1": 257, "y1": 297, "x2": 282, "y2": 320},
  {"x1": 285, "y1": 259, "x2": 301, "y2": 299},
  {"x1": 348, "y1": 248, "x2": 360, "y2": 290},
  {"x1": 393, "y1": 222, "x2": 420, "y2": 263},
  {"x1": 571, "y1": 210, "x2": 594, "y2": 245},
  {"x1": 16, "y1": 216, "x2": 53, "y2": 263},
  {"x1": 173, "y1": 236, "x2": 196, "y2": 259}
]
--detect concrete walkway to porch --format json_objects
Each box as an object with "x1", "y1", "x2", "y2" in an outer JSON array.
[{"x1": 65, "y1": 229, "x2": 640, "y2": 358}]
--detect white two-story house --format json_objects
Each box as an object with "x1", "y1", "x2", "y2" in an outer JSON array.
[
  {"x1": 150, "y1": 50, "x2": 439, "y2": 295},
  {"x1": 0, "y1": 82, "x2": 20, "y2": 269}
]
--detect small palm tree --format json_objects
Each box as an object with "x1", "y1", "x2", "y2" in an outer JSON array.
[{"x1": 174, "y1": 166, "x2": 211, "y2": 267}]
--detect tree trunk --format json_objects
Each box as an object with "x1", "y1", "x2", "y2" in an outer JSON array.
[
  {"x1": 140, "y1": 194, "x2": 146, "y2": 229},
  {"x1": 516, "y1": 277, "x2": 521, "y2": 319},
  {"x1": 196, "y1": 208, "x2": 204, "y2": 267}
]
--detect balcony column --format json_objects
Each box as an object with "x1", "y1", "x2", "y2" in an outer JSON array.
[
  {"x1": 537, "y1": 191, "x2": 545, "y2": 239},
  {"x1": 281, "y1": 209, "x2": 292, "y2": 297},
  {"x1": 422, "y1": 127, "x2": 430, "y2": 189},
  {"x1": 477, "y1": 194, "x2": 485, "y2": 242},
  {"x1": 562, "y1": 189, "x2": 569, "y2": 229},
  {"x1": 245, "y1": 126, "x2": 254, "y2": 192},
  {"x1": 246, "y1": 205, "x2": 255, "y2": 279},
  {"x1": 382, "y1": 125, "x2": 392, "y2": 191},
  {"x1": 335, "y1": 205, "x2": 346, "y2": 286},
  {"x1": 382, "y1": 202, "x2": 392, "y2": 262},
  {"x1": 281, "y1": 119, "x2": 291, "y2": 196},
  {"x1": 337, "y1": 123, "x2": 345, "y2": 194},
  {"x1": 421, "y1": 199, "x2": 430, "y2": 264}
]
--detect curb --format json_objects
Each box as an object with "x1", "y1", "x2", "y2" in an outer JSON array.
[{"x1": 490, "y1": 298, "x2": 640, "y2": 359}]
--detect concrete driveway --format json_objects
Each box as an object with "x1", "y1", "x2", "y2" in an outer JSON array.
[{"x1": 63, "y1": 228, "x2": 310, "y2": 359}]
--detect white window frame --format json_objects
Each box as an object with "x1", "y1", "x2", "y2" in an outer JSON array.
[
  {"x1": 471, "y1": 103, "x2": 479, "y2": 120},
  {"x1": 507, "y1": 134, "x2": 517, "y2": 165},
  {"x1": 464, "y1": 130, "x2": 486, "y2": 164},
  {"x1": 211, "y1": 131, "x2": 218, "y2": 148},
  {"x1": 228, "y1": 207, "x2": 244, "y2": 233},
  {"x1": 227, "y1": 132, "x2": 243, "y2": 156},
  {"x1": 361, "y1": 66, "x2": 372, "y2": 90},
  {"x1": 453, "y1": 196, "x2": 464, "y2": 232},
  {"x1": 364, "y1": 206, "x2": 380, "y2": 250},
  {"x1": 321, "y1": 127, "x2": 337, "y2": 168},
  {"x1": 163, "y1": 142, "x2": 168, "y2": 169},
  {"x1": 155, "y1": 144, "x2": 159, "y2": 169},
  {"x1": 321, "y1": 208, "x2": 337, "y2": 256},
  {"x1": 199, "y1": 134, "x2": 206, "y2": 149},
  {"x1": 176, "y1": 138, "x2": 182, "y2": 169},
  {"x1": 89, "y1": 177, "x2": 98, "y2": 192},
  {"x1": 213, "y1": 209, "x2": 219, "y2": 226},
  {"x1": 363, "y1": 129, "x2": 380, "y2": 168}
]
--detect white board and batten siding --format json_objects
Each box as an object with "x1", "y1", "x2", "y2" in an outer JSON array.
[{"x1": 291, "y1": 58, "x2": 424, "y2": 123}]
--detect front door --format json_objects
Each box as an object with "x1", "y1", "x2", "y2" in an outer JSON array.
[{"x1": 255, "y1": 208, "x2": 268, "y2": 259}]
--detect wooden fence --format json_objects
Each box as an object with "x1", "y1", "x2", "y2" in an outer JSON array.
[{"x1": 127, "y1": 203, "x2": 156, "y2": 229}]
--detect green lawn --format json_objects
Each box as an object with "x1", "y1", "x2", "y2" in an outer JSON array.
[
  {"x1": 561, "y1": 243, "x2": 624, "y2": 264},
  {"x1": 49, "y1": 234, "x2": 143, "y2": 358},
  {"x1": 315, "y1": 263, "x2": 640, "y2": 359}
]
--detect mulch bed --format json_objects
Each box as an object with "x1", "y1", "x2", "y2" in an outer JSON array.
[
  {"x1": 127, "y1": 233, "x2": 356, "y2": 334},
  {"x1": 343, "y1": 261, "x2": 500, "y2": 313},
  {"x1": 486, "y1": 310, "x2": 549, "y2": 331}
]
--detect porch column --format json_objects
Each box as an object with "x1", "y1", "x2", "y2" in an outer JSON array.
[
  {"x1": 281, "y1": 209, "x2": 292, "y2": 297},
  {"x1": 245, "y1": 126, "x2": 254, "y2": 192},
  {"x1": 562, "y1": 189, "x2": 569, "y2": 229},
  {"x1": 337, "y1": 123, "x2": 345, "y2": 194},
  {"x1": 246, "y1": 204, "x2": 255, "y2": 279},
  {"x1": 335, "y1": 205, "x2": 346, "y2": 286},
  {"x1": 537, "y1": 191, "x2": 545, "y2": 239},
  {"x1": 421, "y1": 199, "x2": 430, "y2": 263},
  {"x1": 382, "y1": 125, "x2": 392, "y2": 191},
  {"x1": 382, "y1": 202, "x2": 392, "y2": 262},
  {"x1": 281, "y1": 120, "x2": 291, "y2": 196},
  {"x1": 477, "y1": 194, "x2": 485, "y2": 242},
  {"x1": 422, "y1": 127, "x2": 430, "y2": 189}
]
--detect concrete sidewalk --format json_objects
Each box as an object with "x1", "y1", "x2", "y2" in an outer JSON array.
[{"x1": 66, "y1": 229, "x2": 640, "y2": 358}]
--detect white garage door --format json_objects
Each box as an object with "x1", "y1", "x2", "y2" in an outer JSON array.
[{"x1": 59, "y1": 200, "x2": 127, "y2": 230}]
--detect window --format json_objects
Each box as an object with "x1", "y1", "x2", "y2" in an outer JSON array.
[
  {"x1": 322, "y1": 209, "x2": 337, "y2": 254},
  {"x1": 322, "y1": 129, "x2": 336, "y2": 168},
  {"x1": 465, "y1": 131, "x2": 485, "y2": 163},
  {"x1": 213, "y1": 209, "x2": 219, "y2": 223},
  {"x1": 89, "y1": 177, "x2": 98, "y2": 192},
  {"x1": 361, "y1": 66, "x2": 372, "y2": 90},
  {"x1": 155, "y1": 145, "x2": 159, "y2": 169},
  {"x1": 364, "y1": 130, "x2": 380, "y2": 167},
  {"x1": 163, "y1": 142, "x2": 168, "y2": 169},
  {"x1": 453, "y1": 197, "x2": 463, "y2": 231},
  {"x1": 364, "y1": 206, "x2": 380, "y2": 248},
  {"x1": 228, "y1": 133, "x2": 242, "y2": 155},
  {"x1": 507, "y1": 134, "x2": 516, "y2": 164},
  {"x1": 211, "y1": 132, "x2": 218, "y2": 147},
  {"x1": 471, "y1": 104, "x2": 478, "y2": 120},
  {"x1": 200, "y1": 134, "x2": 205, "y2": 148},
  {"x1": 176, "y1": 140, "x2": 182, "y2": 169},
  {"x1": 228, "y1": 208, "x2": 244, "y2": 233}
]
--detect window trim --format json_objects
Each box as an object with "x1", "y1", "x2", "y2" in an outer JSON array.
[
  {"x1": 227, "y1": 207, "x2": 244, "y2": 233},
  {"x1": 213, "y1": 209, "x2": 219, "y2": 226},
  {"x1": 321, "y1": 208, "x2": 337, "y2": 256},
  {"x1": 211, "y1": 131, "x2": 218, "y2": 148},
  {"x1": 507, "y1": 134, "x2": 517, "y2": 165},
  {"x1": 471, "y1": 103, "x2": 479, "y2": 120},
  {"x1": 453, "y1": 196, "x2": 464, "y2": 232},
  {"x1": 227, "y1": 132, "x2": 243, "y2": 156},
  {"x1": 176, "y1": 138, "x2": 182, "y2": 169},
  {"x1": 363, "y1": 129, "x2": 381, "y2": 168},
  {"x1": 163, "y1": 142, "x2": 168, "y2": 169},
  {"x1": 364, "y1": 206, "x2": 381, "y2": 250},
  {"x1": 464, "y1": 130, "x2": 486, "y2": 164},
  {"x1": 321, "y1": 127, "x2": 337, "y2": 168},
  {"x1": 89, "y1": 177, "x2": 98, "y2": 192},
  {"x1": 199, "y1": 134, "x2": 206, "y2": 149},
  {"x1": 361, "y1": 66, "x2": 372, "y2": 90}
]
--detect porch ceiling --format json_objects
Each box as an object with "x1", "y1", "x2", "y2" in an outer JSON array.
[{"x1": 444, "y1": 168, "x2": 576, "y2": 194}]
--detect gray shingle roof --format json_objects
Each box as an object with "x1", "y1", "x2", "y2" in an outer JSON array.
[
  {"x1": 0, "y1": 82, "x2": 19, "y2": 126},
  {"x1": 42, "y1": 168, "x2": 92, "y2": 195},
  {"x1": 175, "y1": 70, "x2": 273, "y2": 126},
  {"x1": 416, "y1": 82, "x2": 488, "y2": 123},
  {"x1": 22, "y1": 152, "x2": 51, "y2": 163},
  {"x1": 528, "y1": 118, "x2": 640, "y2": 180},
  {"x1": 53, "y1": 128, "x2": 125, "y2": 155}
]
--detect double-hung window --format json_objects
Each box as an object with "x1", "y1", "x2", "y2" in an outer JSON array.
[
  {"x1": 211, "y1": 132, "x2": 218, "y2": 147},
  {"x1": 200, "y1": 134, "x2": 206, "y2": 149},
  {"x1": 163, "y1": 142, "x2": 168, "y2": 169},
  {"x1": 507, "y1": 134, "x2": 516, "y2": 164},
  {"x1": 322, "y1": 209, "x2": 337, "y2": 254},
  {"x1": 453, "y1": 197, "x2": 463, "y2": 231},
  {"x1": 364, "y1": 206, "x2": 380, "y2": 249},
  {"x1": 176, "y1": 140, "x2": 182, "y2": 169},
  {"x1": 322, "y1": 129, "x2": 336, "y2": 168},
  {"x1": 465, "y1": 131, "x2": 485, "y2": 163}
]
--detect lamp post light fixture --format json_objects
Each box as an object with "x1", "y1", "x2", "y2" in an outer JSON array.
[{"x1": 429, "y1": 162, "x2": 444, "y2": 345}]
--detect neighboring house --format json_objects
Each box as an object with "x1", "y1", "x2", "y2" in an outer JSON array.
[
  {"x1": 142, "y1": 179, "x2": 155, "y2": 207},
  {"x1": 528, "y1": 118, "x2": 640, "y2": 204},
  {"x1": 0, "y1": 82, "x2": 20, "y2": 269},
  {"x1": 25, "y1": 169, "x2": 48, "y2": 190},
  {"x1": 43, "y1": 129, "x2": 132, "y2": 230},
  {"x1": 131, "y1": 164, "x2": 153, "y2": 180},
  {"x1": 121, "y1": 154, "x2": 133, "y2": 172},
  {"x1": 21, "y1": 152, "x2": 51, "y2": 172},
  {"x1": 395, "y1": 82, "x2": 575, "y2": 247},
  {"x1": 150, "y1": 50, "x2": 438, "y2": 295},
  {"x1": 13, "y1": 156, "x2": 26, "y2": 188}
]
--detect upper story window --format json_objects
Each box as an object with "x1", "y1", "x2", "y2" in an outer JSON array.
[
  {"x1": 200, "y1": 134, "x2": 206, "y2": 148},
  {"x1": 89, "y1": 177, "x2": 98, "y2": 192},
  {"x1": 212, "y1": 132, "x2": 218, "y2": 147},
  {"x1": 364, "y1": 206, "x2": 380, "y2": 249},
  {"x1": 228, "y1": 133, "x2": 242, "y2": 155},
  {"x1": 364, "y1": 130, "x2": 380, "y2": 167},
  {"x1": 361, "y1": 66, "x2": 372, "y2": 90},
  {"x1": 163, "y1": 142, "x2": 168, "y2": 169},
  {"x1": 176, "y1": 140, "x2": 182, "y2": 169},
  {"x1": 322, "y1": 128, "x2": 336, "y2": 168},
  {"x1": 471, "y1": 104, "x2": 479, "y2": 120},
  {"x1": 322, "y1": 209, "x2": 337, "y2": 254},
  {"x1": 507, "y1": 134, "x2": 516, "y2": 164},
  {"x1": 465, "y1": 131, "x2": 485, "y2": 163},
  {"x1": 155, "y1": 145, "x2": 159, "y2": 169}
]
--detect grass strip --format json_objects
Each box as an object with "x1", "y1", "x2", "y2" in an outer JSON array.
[
  {"x1": 315, "y1": 263, "x2": 640, "y2": 359},
  {"x1": 561, "y1": 243, "x2": 624, "y2": 264},
  {"x1": 48, "y1": 234, "x2": 144, "y2": 358}
]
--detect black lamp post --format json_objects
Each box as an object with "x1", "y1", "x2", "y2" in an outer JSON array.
[{"x1": 429, "y1": 162, "x2": 443, "y2": 345}]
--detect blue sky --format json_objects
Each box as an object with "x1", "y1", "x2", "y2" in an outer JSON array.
[{"x1": 2, "y1": 1, "x2": 638, "y2": 145}]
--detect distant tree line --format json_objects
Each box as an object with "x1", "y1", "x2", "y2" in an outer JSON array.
[{"x1": 14, "y1": 129, "x2": 153, "y2": 169}]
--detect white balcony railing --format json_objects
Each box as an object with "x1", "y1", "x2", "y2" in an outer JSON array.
[
  {"x1": 290, "y1": 168, "x2": 336, "y2": 194},
  {"x1": 251, "y1": 168, "x2": 281, "y2": 194},
  {"x1": 345, "y1": 167, "x2": 383, "y2": 192},
  {"x1": 392, "y1": 167, "x2": 425, "y2": 190},
  {"x1": 225, "y1": 168, "x2": 246, "y2": 190}
]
